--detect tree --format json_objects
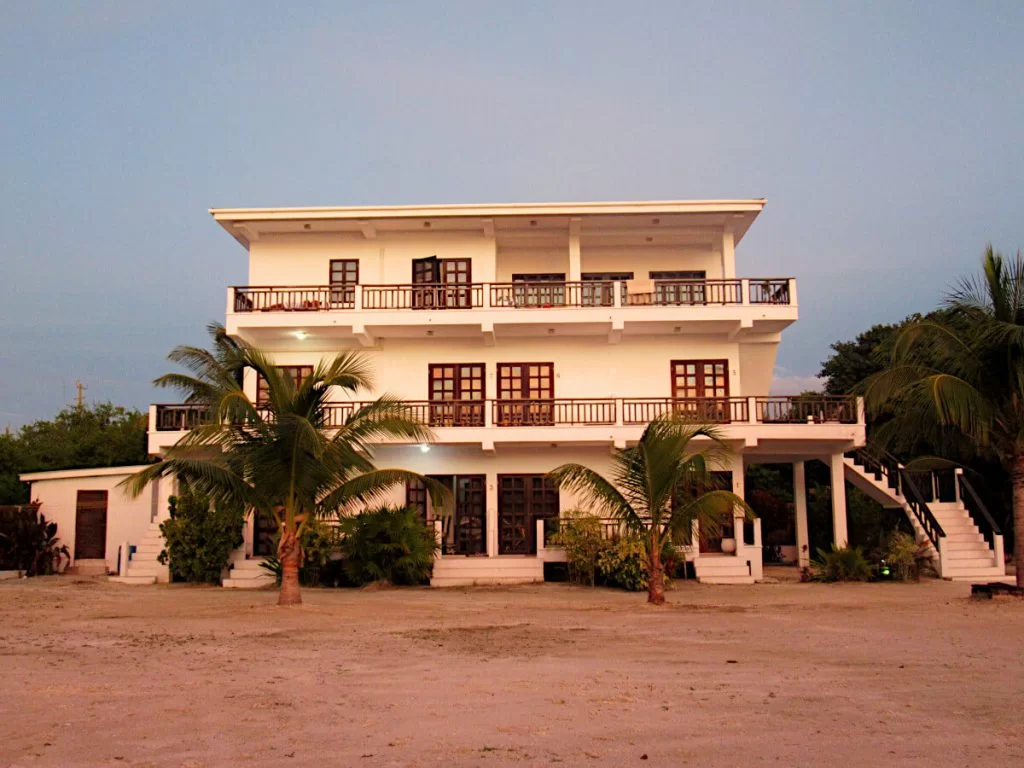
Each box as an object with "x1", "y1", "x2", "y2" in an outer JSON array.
[
  {"x1": 865, "y1": 246, "x2": 1024, "y2": 586},
  {"x1": 124, "y1": 336, "x2": 449, "y2": 605},
  {"x1": 820, "y1": 321, "x2": 902, "y2": 395},
  {"x1": 548, "y1": 417, "x2": 751, "y2": 604}
]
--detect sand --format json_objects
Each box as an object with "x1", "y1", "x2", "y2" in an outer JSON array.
[{"x1": 1, "y1": 573, "x2": 1022, "y2": 767}]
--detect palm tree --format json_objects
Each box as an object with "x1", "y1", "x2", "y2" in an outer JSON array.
[
  {"x1": 548, "y1": 417, "x2": 751, "y2": 604},
  {"x1": 124, "y1": 336, "x2": 449, "y2": 605},
  {"x1": 864, "y1": 246, "x2": 1024, "y2": 586}
]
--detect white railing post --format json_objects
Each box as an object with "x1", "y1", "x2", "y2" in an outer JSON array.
[
  {"x1": 994, "y1": 534, "x2": 1006, "y2": 572},
  {"x1": 788, "y1": 278, "x2": 798, "y2": 307},
  {"x1": 612, "y1": 281, "x2": 622, "y2": 308},
  {"x1": 119, "y1": 541, "x2": 131, "y2": 576},
  {"x1": 954, "y1": 468, "x2": 963, "y2": 504},
  {"x1": 856, "y1": 396, "x2": 866, "y2": 425},
  {"x1": 747, "y1": 396, "x2": 758, "y2": 424},
  {"x1": 751, "y1": 519, "x2": 763, "y2": 580},
  {"x1": 353, "y1": 284, "x2": 363, "y2": 311},
  {"x1": 226, "y1": 286, "x2": 235, "y2": 315},
  {"x1": 740, "y1": 278, "x2": 750, "y2": 306},
  {"x1": 690, "y1": 520, "x2": 700, "y2": 562},
  {"x1": 536, "y1": 519, "x2": 546, "y2": 560},
  {"x1": 148, "y1": 404, "x2": 158, "y2": 434},
  {"x1": 614, "y1": 398, "x2": 623, "y2": 427},
  {"x1": 482, "y1": 283, "x2": 491, "y2": 309}
]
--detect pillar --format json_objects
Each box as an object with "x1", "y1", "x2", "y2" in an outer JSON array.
[
  {"x1": 793, "y1": 461, "x2": 810, "y2": 568},
  {"x1": 568, "y1": 218, "x2": 582, "y2": 281},
  {"x1": 721, "y1": 228, "x2": 736, "y2": 279},
  {"x1": 486, "y1": 474, "x2": 498, "y2": 557},
  {"x1": 731, "y1": 453, "x2": 746, "y2": 557},
  {"x1": 829, "y1": 453, "x2": 848, "y2": 549}
]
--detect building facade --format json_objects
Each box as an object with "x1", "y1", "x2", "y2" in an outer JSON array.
[{"x1": 23, "y1": 200, "x2": 1006, "y2": 585}]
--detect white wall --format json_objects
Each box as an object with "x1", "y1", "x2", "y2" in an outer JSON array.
[{"x1": 25, "y1": 469, "x2": 159, "y2": 574}]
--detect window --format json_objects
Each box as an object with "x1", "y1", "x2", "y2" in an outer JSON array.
[
  {"x1": 582, "y1": 272, "x2": 633, "y2": 306},
  {"x1": 511, "y1": 273, "x2": 566, "y2": 307},
  {"x1": 329, "y1": 259, "x2": 359, "y2": 306},
  {"x1": 651, "y1": 270, "x2": 706, "y2": 305},
  {"x1": 412, "y1": 257, "x2": 473, "y2": 308},
  {"x1": 428, "y1": 363, "x2": 485, "y2": 426},
  {"x1": 496, "y1": 363, "x2": 554, "y2": 425},
  {"x1": 670, "y1": 359, "x2": 730, "y2": 421},
  {"x1": 256, "y1": 365, "x2": 314, "y2": 405}
]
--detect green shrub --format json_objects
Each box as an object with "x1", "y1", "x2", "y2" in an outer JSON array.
[
  {"x1": 551, "y1": 510, "x2": 611, "y2": 586},
  {"x1": 597, "y1": 536, "x2": 649, "y2": 591},
  {"x1": 882, "y1": 530, "x2": 932, "y2": 581},
  {"x1": 0, "y1": 506, "x2": 70, "y2": 575},
  {"x1": 158, "y1": 488, "x2": 244, "y2": 583},
  {"x1": 339, "y1": 506, "x2": 438, "y2": 586},
  {"x1": 811, "y1": 545, "x2": 873, "y2": 582}
]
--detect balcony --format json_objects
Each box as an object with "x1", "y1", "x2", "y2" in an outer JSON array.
[
  {"x1": 226, "y1": 278, "x2": 797, "y2": 346},
  {"x1": 149, "y1": 395, "x2": 864, "y2": 456}
]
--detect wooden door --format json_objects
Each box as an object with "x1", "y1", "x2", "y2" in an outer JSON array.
[
  {"x1": 671, "y1": 359, "x2": 730, "y2": 421},
  {"x1": 412, "y1": 256, "x2": 441, "y2": 308},
  {"x1": 441, "y1": 259, "x2": 472, "y2": 308},
  {"x1": 74, "y1": 490, "x2": 108, "y2": 560},
  {"x1": 454, "y1": 475, "x2": 486, "y2": 555},
  {"x1": 652, "y1": 270, "x2": 706, "y2": 305},
  {"x1": 498, "y1": 475, "x2": 558, "y2": 554},
  {"x1": 511, "y1": 273, "x2": 566, "y2": 307},
  {"x1": 253, "y1": 509, "x2": 277, "y2": 557},
  {"x1": 428, "y1": 363, "x2": 485, "y2": 426},
  {"x1": 495, "y1": 363, "x2": 554, "y2": 425}
]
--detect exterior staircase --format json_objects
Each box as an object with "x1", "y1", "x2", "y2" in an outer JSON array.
[
  {"x1": 693, "y1": 554, "x2": 756, "y2": 584},
  {"x1": 222, "y1": 552, "x2": 276, "y2": 589},
  {"x1": 108, "y1": 521, "x2": 167, "y2": 585},
  {"x1": 430, "y1": 555, "x2": 544, "y2": 587},
  {"x1": 844, "y1": 450, "x2": 1006, "y2": 582}
]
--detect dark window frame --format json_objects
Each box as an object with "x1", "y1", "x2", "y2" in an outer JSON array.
[{"x1": 256, "y1": 365, "x2": 314, "y2": 405}]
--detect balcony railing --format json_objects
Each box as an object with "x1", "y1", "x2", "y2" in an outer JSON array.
[
  {"x1": 229, "y1": 278, "x2": 795, "y2": 313},
  {"x1": 155, "y1": 395, "x2": 859, "y2": 432}
]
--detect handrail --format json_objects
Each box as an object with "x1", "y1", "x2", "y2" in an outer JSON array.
[{"x1": 958, "y1": 473, "x2": 1002, "y2": 550}]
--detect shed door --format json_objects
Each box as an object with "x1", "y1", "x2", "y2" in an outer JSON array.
[{"x1": 74, "y1": 490, "x2": 108, "y2": 560}]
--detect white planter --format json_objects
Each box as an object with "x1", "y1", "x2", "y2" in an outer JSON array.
[{"x1": 720, "y1": 538, "x2": 737, "y2": 555}]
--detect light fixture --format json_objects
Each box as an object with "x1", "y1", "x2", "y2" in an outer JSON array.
[
  {"x1": 419, "y1": 444, "x2": 431, "y2": 453},
  {"x1": 426, "y1": 330, "x2": 434, "y2": 337},
  {"x1": 303, "y1": 223, "x2": 311, "y2": 230},
  {"x1": 652, "y1": 218, "x2": 660, "y2": 225},
  {"x1": 292, "y1": 330, "x2": 309, "y2": 340},
  {"x1": 423, "y1": 221, "x2": 431, "y2": 228},
  {"x1": 645, "y1": 236, "x2": 653, "y2": 243},
  {"x1": 547, "y1": 328, "x2": 555, "y2": 335},
  {"x1": 529, "y1": 219, "x2": 537, "y2": 226}
]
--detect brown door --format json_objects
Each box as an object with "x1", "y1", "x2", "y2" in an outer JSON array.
[
  {"x1": 671, "y1": 359, "x2": 730, "y2": 422},
  {"x1": 685, "y1": 471, "x2": 733, "y2": 553},
  {"x1": 511, "y1": 273, "x2": 566, "y2": 307},
  {"x1": 408, "y1": 475, "x2": 486, "y2": 555},
  {"x1": 652, "y1": 270, "x2": 706, "y2": 305},
  {"x1": 498, "y1": 475, "x2": 559, "y2": 554},
  {"x1": 253, "y1": 509, "x2": 277, "y2": 557},
  {"x1": 428, "y1": 363, "x2": 485, "y2": 426},
  {"x1": 74, "y1": 490, "x2": 108, "y2": 560},
  {"x1": 496, "y1": 363, "x2": 554, "y2": 425},
  {"x1": 581, "y1": 272, "x2": 633, "y2": 306},
  {"x1": 412, "y1": 256, "x2": 441, "y2": 308},
  {"x1": 440, "y1": 258, "x2": 472, "y2": 308}
]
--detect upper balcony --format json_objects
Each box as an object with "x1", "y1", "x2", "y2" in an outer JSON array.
[{"x1": 225, "y1": 277, "x2": 797, "y2": 348}]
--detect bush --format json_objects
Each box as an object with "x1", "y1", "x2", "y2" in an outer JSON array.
[
  {"x1": 158, "y1": 488, "x2": 244, "y2": 583},
  {"x1": 811, "y1": 545, "x2": 873, "y2": 582},
  {"x1": 597, "y1": 536, "x2": 649, "y2": 591},
  {"x1": 882, "y1": 530, "x2": 933, "y2": 581},
  {"x1": 339, "y1": 506, "x2": 438, "y2": 586},
  {"x1": 551, "y1": 510, "x2": 610, "y2": 586},
  {"x1": 0, "y1": 505, "x2": 70, "y2": 575}
]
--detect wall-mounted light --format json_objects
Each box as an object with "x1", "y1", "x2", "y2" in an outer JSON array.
[
  {"x1": 419, "y1": 444, "x2": 431, "y2": 453},
  {"x1": 292, "y1": 330, "x2": 309, "y2": 340},
  {"x1": 423, "y1": 221, "x2": 432, "y2": 228}
]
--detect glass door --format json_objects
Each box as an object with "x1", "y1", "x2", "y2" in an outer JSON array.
[
  {"x1": 496, "y1": 363, "x2": 554, "y2": 425},
  {"x1": 428, "y1": 363, "x2": 485, "y2": 426}
]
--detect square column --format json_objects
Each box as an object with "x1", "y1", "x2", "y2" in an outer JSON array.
[
  {"x1": 793, "y1": 461, "x2": 810, "y2": 568},
  {"x1": 829, "y1": 453, "x2": 848, "y2": 549},
  {"x1": 730, "y1": 453, "x2": 746, "y2": 557},
  {"x1": 568, "y1": 218, "x2": 582, "y2": 281},
  {"x1": 486, "y1": 474, "x2": 498, "y2": 557}
]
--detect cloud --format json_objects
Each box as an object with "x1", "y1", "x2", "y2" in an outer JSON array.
[{"x1": 770, "y1": 370, "x2": 825, "y2": 395}]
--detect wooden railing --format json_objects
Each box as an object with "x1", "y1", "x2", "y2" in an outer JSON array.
[
  {"x1": 230, "y1": 278, "x2": 795, "y2": 312},
  {"x1": 154, "y1": 404, "x2": 209, "y2": 431},
  {"x1": 361, "y1": 283, "x2": 484, "y2": 310},
  {"x1": 492, "y1": 399, "x2": 617, "y2": 426},
  {"x1": 622, "y1": 397, "x2": 749, "y2": 425},
  {"x1": 489, "y1": 281, "x2": 616, "y2": 308},
  {"x1": 754, "y1": 396, "x2": 858, "y2": 424}
]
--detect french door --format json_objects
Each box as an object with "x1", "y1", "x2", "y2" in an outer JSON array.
[
  {"x1": 581, "y1": 271, "x2": 632, "y2": 306},
  {"x1": 511, "y1": 273, "x2": 566, "y2": 308},
  {"x1": 498, "y1": 475, "x2": 559, "y2": 554},
  {"x1": 411, "y1": 257, "x2": 472, "y2": 309},
  {"x1": 428, "y1": 363, "x2": 485, "y2": 426},
  {"x1": 671, "y1": 359, "x2": 730, "y2": 422},
  {"x1": 652, "y1": 270, "x2": 707, "y2": 305},
  {"x1": 495, "y1": 363, "x2": 554, "y2": 426}
]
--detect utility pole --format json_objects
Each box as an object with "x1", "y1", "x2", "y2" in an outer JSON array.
[{"x1": 74, "y1": 379, "x2": 87, "y2": 409}]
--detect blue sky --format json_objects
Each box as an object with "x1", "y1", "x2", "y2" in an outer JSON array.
[{"x1": 1, "y1": 1, "x2": 1021, "y2": 428}]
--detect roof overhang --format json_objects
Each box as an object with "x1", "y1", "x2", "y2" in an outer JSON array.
[
  {"x1": 20, "y1": 464, "x2": 155, "y2": 483},
  {"x1": 210, "y1": 199, "x2": 766, "y2": 250}
]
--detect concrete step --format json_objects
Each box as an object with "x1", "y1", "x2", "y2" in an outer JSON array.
[
  {"x1": 228, "y1": 567, "x2": 274, "y2": 580},
  {"x1": 126, "y1": 566, "x2": 162, "y2": 578},
  {"x1": 223, "y1": 575, "x2": 276, "y2": 589},
  {"x1": 944, "y1": 532, "x2": 985, "y2": 543},
  {"x1": 431, "y1": 556, "x2": 544, "y2": 586},
  {"x1": 944, "y1": 556, "x2": 997, "y2": 569},
  {"x1": 108, "y1": 575, "x2": 156, "y2": 586},
  {"x1": 697, "y1": 574, "x2": 756, "y2": 585},
  {"x1": 134, "y1": 544, "x2": 164, "y2": 555},
  {"x1": 945, "y1": 567, "x2": 1007, "y2": 582}
]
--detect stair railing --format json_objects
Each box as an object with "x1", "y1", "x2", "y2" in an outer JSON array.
[
  {"x1": 849, "y1": 447, "x2": 946, "y2": 549},
  {"x1": 957, "y1": 472, "x2": 1002, "y2": 552}
]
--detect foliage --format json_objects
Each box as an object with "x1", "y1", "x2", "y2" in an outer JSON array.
[
  {"x1": 338, "y1": 506, "x2": 438, "y2": 586},
  {"x1": 548, "y1": 416, "x2": 752, "y2": 604},
  {"x1": 820, "y1": 321, "x2": 904, "y2": 396},
  {"x1": 258, "y1": 518, "x2": 340, "y2": 587},
  {"x1": 550, "y1": 510, "x2": 610, "y2": 586},
  {"x1": 882, "y1": 530, "x2": 933, "y2": 581},
  {"x1": 864, "y1": 246, "x2": 1024, "y2": 581},
  {"x1": 158, "y1": 488, "x2": 245, "y2": 583},
  {"x1": 124, "y1": 324, "x2": 451, "y2": 605},
  {"x1": 811, "y1": 546, "x2": 873, "y2": 582},
  {"x1": 762, "y1": 544, "x2": 785, "y2": 565},
  {"x1": 596, "y1": 536, "x2": 649, "y2": 591},
  {"x1": 0, "y1": 506, "x2": 70, "y2": 575},
  {"x1": 0, "y1": 403, "x2": 150, "y2": 505}
]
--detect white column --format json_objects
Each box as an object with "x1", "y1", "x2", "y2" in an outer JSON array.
[
  {"x1": 731, "y1": 453, "x2": 745, "y2": 557},
  {"x1": 568, "y1": 218, "x2": 582, "y2": 281},
  {"x1": 830, "y1": 453, "x2": 848, "y2": 549},
  {"x1": 721, "y1": 229, "x2": 736, "y2": 279},
  {"x1": 793, "y1": 461, "x2": 810, "y2": 568},
  {"x1": 486, "y1": 475, "x2": 498, "y2": 557}
]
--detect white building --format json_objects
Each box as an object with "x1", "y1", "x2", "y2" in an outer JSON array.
[{"x1": 22, "y1": 200, "x2": 1007, "y2": 585}]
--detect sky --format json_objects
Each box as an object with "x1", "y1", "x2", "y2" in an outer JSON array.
[{"x1": 1, "y1": 1, "x2": 1022, "y2": 428}]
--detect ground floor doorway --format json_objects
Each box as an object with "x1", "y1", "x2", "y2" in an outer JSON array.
[{"x1": 498, "y1": 474, "x2": 559, "y2": 554}]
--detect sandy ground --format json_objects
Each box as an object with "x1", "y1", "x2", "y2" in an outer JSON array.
[{"x1": 1, "y1": 573, "x2": 1022, "y2": 768}]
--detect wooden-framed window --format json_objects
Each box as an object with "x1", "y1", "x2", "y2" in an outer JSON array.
[
  {"x1": 582, "y1": 271, "x2": 633, "y2": 306},
  {"x1": 329, "y1": 259, "x2": 359, "y2": 306},
  {"x1": 511, "y1": 272, "x2": 566, "y2": 307},
  {"x1": 651, "y1": 270, "x2": 706, "y2": 305},
  {"x1": 671, "y1": 359, "x2": 729, "y2": 399},
  {"x1": 495, "y1": 362, "x2": 554, "y2": 425},
  {"x1": 412, "y1": 257, "x2": 473, "y2": 308},
  {"x1": 256, "y1": 365, "x2": 314, "y2": 405},
  {"x1": 428, "y1": 363, "x2": 485, "y2": 426}
]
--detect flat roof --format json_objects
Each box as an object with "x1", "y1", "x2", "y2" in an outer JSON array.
[
  {"x1": 20, "y1": 464, "x2": 155, "y2": 483},
  {"x1": 210, "y1": 199, "x2": 766, "y2": 248}
]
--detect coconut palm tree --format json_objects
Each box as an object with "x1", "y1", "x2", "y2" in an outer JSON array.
[
  {"x1": 124, "y1": 338, "x2": 448, "y2": 605},
  {"x1": 548, "y1": 417, "x2": 751, "y2": 604},
  {"x1": 864, "y1": 246, "x2": 1024, "y2": 586}
]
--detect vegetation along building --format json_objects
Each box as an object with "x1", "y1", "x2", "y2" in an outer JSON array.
[{"x1": 21, "y1": 200, "x2": 1007, "y2": 586}]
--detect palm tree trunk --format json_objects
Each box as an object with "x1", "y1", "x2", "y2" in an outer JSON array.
[
  {"x1": 647, "y1": 532, "x2": 666, "y2": 605},
  {"x1": 277, "y1": 527, "x2": 302, "y2": 606},
  {"x1": 1013, "y1": 455, "x2": 1024, "y2": 589}
]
